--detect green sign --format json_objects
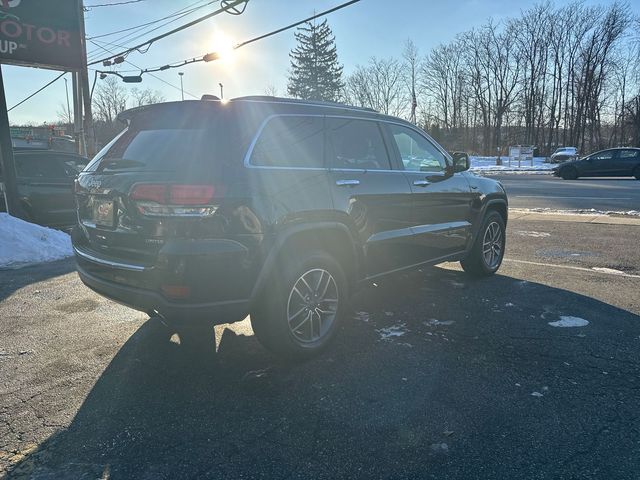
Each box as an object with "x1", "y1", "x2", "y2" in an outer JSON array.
[{"x1": 0, "y1": 0, "x2": 83, "y2": 71}]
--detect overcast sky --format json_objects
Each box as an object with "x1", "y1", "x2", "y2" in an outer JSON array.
[{"x1": 4, "y1": 0, "x2": 638, "y2": 125}]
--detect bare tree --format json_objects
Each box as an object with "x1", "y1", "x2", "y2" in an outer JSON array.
[
  {"x1": 130, "y1": 87, "x2": 165, "y2": 108},
  {"x1": 264, "y1": 84, "x2": 280, "y2": 97},
  {"x1": 345, "y1": 57, "x2": 406, "y2": 117},
  {"x1": 93, "y1": 77, "x2": 128, "y2": 125},
  {"x1": 56, "y1": 102, "x2": 73, "y2": 127},
  {"x1": 403, "y1": 38, "x2": 421, "y2": 123}
]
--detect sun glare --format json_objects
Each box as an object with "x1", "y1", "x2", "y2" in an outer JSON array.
[{"x1": 210, "y1": 32, "x2": 236, "y2": 66}]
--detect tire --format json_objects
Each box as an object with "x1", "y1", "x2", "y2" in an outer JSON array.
[
  {"x1": 251, "y1": 250, "x2": 347, "y2": 359},
  {"x1": 633, "y1": 166, "x2": 640, "y2": 180},
  {"x1": 461, "y1": 211, "x2": 506, "y2": 277},
  {"x1": 560, "y1": 167, "x2": 578, "y2": 180}
]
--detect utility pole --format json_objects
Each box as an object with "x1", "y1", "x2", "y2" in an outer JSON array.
[
  {"x1": 179, "y1": 72, "x2": 185, "y2": 101},
  {"x1": 78, "y1": 0, "x2": 96, "y2": 156},
  {"x1": 64, "y1": 77, "x2": 72, "y2": 130},
  {"x1": 72, "y1": 71, "x2": 84, "y2": 156},
  {"x1": 219, "y1": 82, "x2": 224, "y2": 99},
  {"x1": 0, "y1": 66, "x2": 27, "y2": 220}
]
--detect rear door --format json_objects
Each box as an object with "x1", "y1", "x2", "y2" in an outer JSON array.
[
  {"x1": 617, "y1": 149, "x2": 640, "y2": 176},
  {"x1": 15, "y1": 153, "x2": 75, "y2": 226},
  {"x1": 325, "y1": 116, "x2": 414, "y2": 277},
  {"x1": 384, "y1": 123, "x2": 473, "y2": 261}
]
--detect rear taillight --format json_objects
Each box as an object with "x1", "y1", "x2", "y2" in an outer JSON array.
[{"x1": 129, "y1": 183, "x2": 219, "y2": 217}]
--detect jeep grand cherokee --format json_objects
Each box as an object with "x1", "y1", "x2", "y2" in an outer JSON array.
[{"x1": 72, "y1": 96, "x2": 508, "y2": 358}]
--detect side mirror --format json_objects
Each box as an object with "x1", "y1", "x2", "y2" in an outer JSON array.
[{"x1": 452, "y1": 152, "x2": 470, "y2": 173}]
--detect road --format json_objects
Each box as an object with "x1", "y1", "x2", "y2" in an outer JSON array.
[
  {"x1": 1, "y1": 216, "x2": 640, "y2": 479},
  {"x1": 487, "y1": 174, "x2": 640, "y2": 211}
]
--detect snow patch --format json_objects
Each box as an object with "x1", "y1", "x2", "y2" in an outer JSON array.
[
  {"x1": 424, "y1": 318, "x2": 455, "y2": 327},
  {"x1": 510, "y1": 207, "x2": 640, "y2": 217},
  {"x1": 354, "y1": 311, "x2": 370, "y2": 322},
  {"x1": 514, "y1": 230, "x2": 551, "y2": 238},
  {"x1": 591, "y1": 267, "x2": 627, "y2": 276},
  {"x1": 548, "y1": 316, "x2": 589, "y2": 328},
  {"x1": 0, "y1": 214, "x2": 73, "y2": 268},
  {"x1": 377, "y1": 323, "x2": 408, "y2": 340},
  {"x1": 531, "y1": 391, "x2": 544, "y2": 397}
]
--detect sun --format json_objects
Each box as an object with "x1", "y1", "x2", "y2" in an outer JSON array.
[{"x1": 210, "y1": 32, "x2": 236, "y2": 66}]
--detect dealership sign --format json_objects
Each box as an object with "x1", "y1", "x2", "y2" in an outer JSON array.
[{"x1": 0, "y1": 0, "x2": 83, "y2": 70}]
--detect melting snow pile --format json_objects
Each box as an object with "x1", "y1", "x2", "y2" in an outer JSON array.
[
  {"x1": 548, "y1": 316, "x2": 589, "y2": 328},
  {"x1": 0, "y1": 213, "x2": 73, "y2": 268},
  {"x1": 377, "y1": 323, "x2": 408, "y2": 340},
  {"x1": 469, "y1": 156, "x2": 554, "y2": 173}
]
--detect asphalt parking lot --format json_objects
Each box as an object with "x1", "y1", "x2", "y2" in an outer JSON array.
[{"x1": 1, "y1": 214, "x2": 639, "y2": 479}]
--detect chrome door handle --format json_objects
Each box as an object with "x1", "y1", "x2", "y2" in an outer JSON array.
[
  {"x1": 412, "y1": 180, "x2": 431, "y2": 187},
  {"x1": 336, "y1": 179, "x2": 360, "y2": 187}
]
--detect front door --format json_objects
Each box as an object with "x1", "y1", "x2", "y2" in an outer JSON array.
[
  {"x1": 325, "y1": 117, "x2": 414, "y2": 278},
  {"x1": 383, "y1": 123, "x2": 473, "y2": 262},
  {"x1": 585, "y1": 149, "x2": 619, "y2": 176}
]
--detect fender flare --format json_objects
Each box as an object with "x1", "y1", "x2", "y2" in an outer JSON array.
[{"x1": 249, "y1": 221, "x2": 361, "y2": 305}]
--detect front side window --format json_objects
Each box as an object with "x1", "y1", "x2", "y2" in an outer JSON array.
[
  {"x1": 326, "y1": 118, "x2": 391, "y2": 170},
  {"x1": 250, "y1": 116, "x2": 324, "y2": 168},
  {"x1": 590, "y1": 151, "x2": 615, "y2": 161},
  {"x1": 389, "y1": 124, "x2": 447, "y2": 173}
]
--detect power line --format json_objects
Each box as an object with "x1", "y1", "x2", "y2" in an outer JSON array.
[
  {"x1": 98, "y1": 0, "x2": 362, "y2": 78},
  {"x1": 236, "y1": 0, "x2": 360, "y2": 49},
  {"x1": 87, "y1": 2, "x2": 219, "y2": 62},
  {"x1": 87, "y1": 0, "x2": 211, "y2": 40},
  {"x1": 84, "y1": 0, "x2": 145, "y2": 10},
  {"x1": 89, "y1": 40, "x2": 199, "y2": 99},
  {"x1": 88, "y1": 0, "x2": 249, "y2": 66},
  {"x1": 7, "y1": 72, "x2": 67, "y2": 112}
]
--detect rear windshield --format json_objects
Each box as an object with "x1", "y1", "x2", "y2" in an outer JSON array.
[{"x1": 85, "y1": 106, "x2": 224, "y2": 174}]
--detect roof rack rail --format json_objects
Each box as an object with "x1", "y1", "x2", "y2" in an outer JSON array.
[{"x1": 229, "y1": 95, "x2": 377, "y2": 113}]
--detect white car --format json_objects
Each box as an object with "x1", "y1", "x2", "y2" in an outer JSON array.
[{"x1": 549, "y1": 147, "x2": 578, "y2": 163}]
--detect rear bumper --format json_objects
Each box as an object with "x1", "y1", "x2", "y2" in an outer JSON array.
[{"x1": 76, "y1": 261, "x2": 250, "y2": 324}]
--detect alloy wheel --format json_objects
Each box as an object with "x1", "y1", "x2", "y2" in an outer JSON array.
[
  {"x1": 287, "y1": 268, "x2": 339, "y2": 344},
  {"x1": 482, "y1": 221, "x2": 503, "y2": 269}
]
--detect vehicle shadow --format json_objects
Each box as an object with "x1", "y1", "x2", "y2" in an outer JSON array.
[
  {"x1": 0, "y1": 258, "x2": 75, "y2": 303},
  {"x1": 5, "y1": 266, "x2": 640, "y2": 479}
]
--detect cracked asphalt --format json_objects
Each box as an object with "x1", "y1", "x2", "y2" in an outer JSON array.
[{"x1": 1, "y1": 216, "x2": 639, "y2": 479}]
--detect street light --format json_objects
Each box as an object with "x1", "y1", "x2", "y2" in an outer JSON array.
[
  {"x1": 219, "y1": 83, "x2": 224, "y2": 99},
  {"x1": 178, "y1": 72, "x2": 184, "y2": 101}
]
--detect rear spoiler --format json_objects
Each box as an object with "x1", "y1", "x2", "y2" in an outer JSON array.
[{"x1": 117, "y1": 100, "x2": 222, "y2": 125}]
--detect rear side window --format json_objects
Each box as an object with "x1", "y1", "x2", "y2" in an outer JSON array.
[
  {"x1": 326, "y1": 118, "x2": 391, "y2": 170},
  {"x1": 619, "y1": 150, "x2": 639, "y2": 159},
  {"x1": 250, "y1": 116, "x2": 324, "y2": 168}
]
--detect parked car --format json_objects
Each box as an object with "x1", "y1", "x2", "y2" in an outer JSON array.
[
  {"x1": 0, "y1": 150, "x2": 88, "y2": 228},
  {"x1": 548, "y1": 146, "x2": 578, "y2": 163},
  {"x1": 72, "y1": 97, "x2": 508, "y2": 358},
  {"x1": 553, "y1": 147, "x2": 640, "y2": 180}
]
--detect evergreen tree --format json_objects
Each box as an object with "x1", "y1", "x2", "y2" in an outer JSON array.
[{"x1": 287, "y1": 20, "x2": 344, "y2": 102}]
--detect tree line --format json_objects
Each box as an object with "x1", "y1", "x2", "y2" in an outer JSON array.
[{"x1": 288, "y1": 3, "x2": 640, "y2": 155}]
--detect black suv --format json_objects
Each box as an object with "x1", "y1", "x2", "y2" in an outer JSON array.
[{"x1": 72, "y1": 97, "x2": 508, "y2": 358}]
